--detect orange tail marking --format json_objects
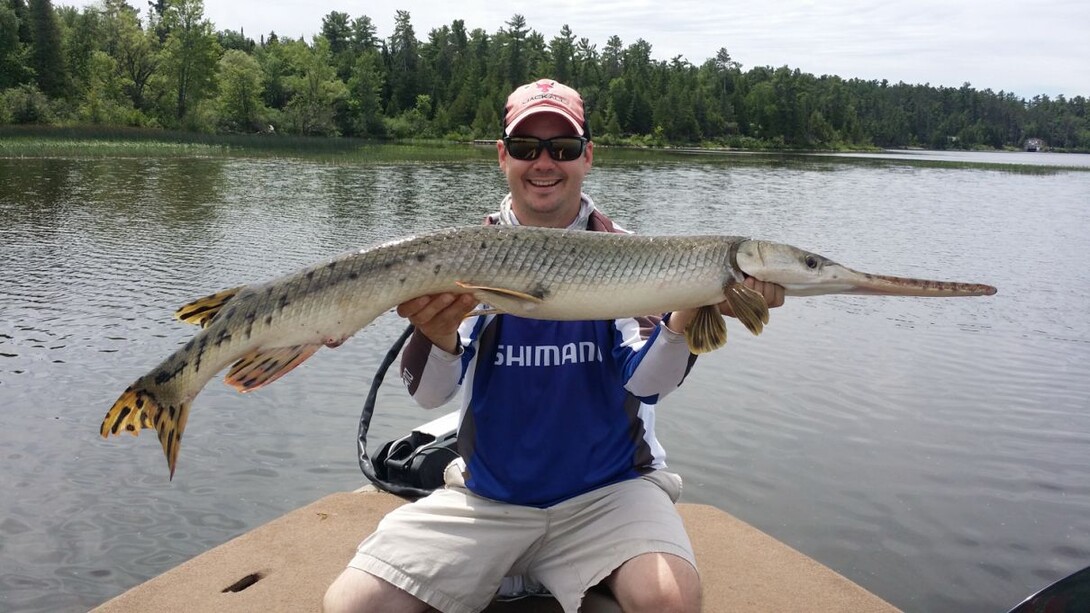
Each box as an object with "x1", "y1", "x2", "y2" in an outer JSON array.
[{"x1": 101, "y1": 385, "x2": 191, "y2": 479}]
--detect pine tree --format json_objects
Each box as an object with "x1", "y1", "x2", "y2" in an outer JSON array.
[{"x1": 27, "y1": 0, "x2": 66, "y2": 97}]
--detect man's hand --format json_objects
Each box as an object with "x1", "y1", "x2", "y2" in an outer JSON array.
[
  {"x1": 666, "y1": 278, "x2": 785, "y2": 335},
  {"x1": 396, "y1": 293, "x2": 477, "y2": 355}
]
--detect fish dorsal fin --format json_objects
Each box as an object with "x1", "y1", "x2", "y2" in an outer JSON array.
[
  {"x1": 175, "y1": 286, "x2": 245, "y2": 328},
  {"x1": 725, "y1": 283, "x2": 770, "y2": 336},
  {"x1": 223, "y1": 345, "x2": 321, "y2": 393},
  {"x1": 685, "y1": 305, "x2": 728, "y2": 354}
]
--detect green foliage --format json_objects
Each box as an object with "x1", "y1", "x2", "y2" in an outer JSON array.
[
  {"x1": 215, "y1": 49, "x2": 267, "y2": 132},
  {"x1": 78, "y1": 50, "x2": 131, "y2": 124},
  {"x1": 344, "y1": 49, "x2": 385, "y2": 137},
  {"x1": 0, "y1": 7, "x2": 1087, "y2": 152},
  {"x1": 281, "y1": 37, "x2": 346, "y2": 136},
  {"x1": 158, "y1": 0, "x2": 220, "y2": 123},
  {"x1": 0, "y1": 83, "x2": 54, "y2": 123},
  {"x1": 0, "y1": 4, "x2": 33, "y2": 89},
  {"x1": 28, "y1": 0, "x2": 67, "y2": 97}
]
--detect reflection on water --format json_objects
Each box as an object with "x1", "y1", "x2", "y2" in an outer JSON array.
[{"x1": 1, "y1": 153, "x2": 1089, "y2": 612}]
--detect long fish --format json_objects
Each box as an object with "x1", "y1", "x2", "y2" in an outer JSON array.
[{"x1": 99, "y1": 225, "x2": 997, "y2": 477}]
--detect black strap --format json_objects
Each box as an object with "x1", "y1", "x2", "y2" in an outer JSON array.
[{"x1": 356, "y1": 324, "x2": 441, "y2": 498}]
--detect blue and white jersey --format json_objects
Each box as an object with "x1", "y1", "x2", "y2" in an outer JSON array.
[
  {"x1": 398, "y1": 208, "x2": 699, "y2": 507},
  {"x1": 402, "y1": 310, "x2": 698, "y2": 508}
]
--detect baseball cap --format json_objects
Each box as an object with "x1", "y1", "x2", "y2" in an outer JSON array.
[{"x1": 503, "y1": 79, "x2": 587, "y2": 137}]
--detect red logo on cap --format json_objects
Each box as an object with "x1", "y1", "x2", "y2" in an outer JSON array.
[{"x1": 536, "y1": 81, "x2": 554, "y2": 93}]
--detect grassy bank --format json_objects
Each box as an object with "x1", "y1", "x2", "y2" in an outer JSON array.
[
  {"x1": 0, "y1": 126, "x2": 499, "y2": 162},
  {"x1": 1, "y1": 126, "x2": 1083, "y2": 174}
]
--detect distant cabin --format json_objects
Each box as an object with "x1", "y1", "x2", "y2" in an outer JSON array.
[{"x1": 1024, "y1": 138, "x2": 1046, "y2": 152}]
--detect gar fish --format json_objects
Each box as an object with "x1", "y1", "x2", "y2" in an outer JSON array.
[{"x1": 99, "y1": 225, "x2": 997, "y2": 477}]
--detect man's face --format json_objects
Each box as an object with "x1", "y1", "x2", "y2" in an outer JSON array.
[{"x1": 498, "y1": 112, "x2": 593, "y2": 228}]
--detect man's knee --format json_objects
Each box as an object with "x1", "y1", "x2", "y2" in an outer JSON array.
[
  {"x1": 323, "y1": 568, "x2": 365, "y2": 613},
  {"x1": 606, "y1": 552, "x2": 701, "y2": 613},
  {"x1": 323, "y1": 567, "x2": 428, "y2": 613}
]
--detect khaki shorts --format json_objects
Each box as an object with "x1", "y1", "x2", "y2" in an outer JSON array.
[{"x1": 348, "y1": 465, "x2": 696, "y2": 613}]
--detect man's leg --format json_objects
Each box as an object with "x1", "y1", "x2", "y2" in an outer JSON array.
[
  {"x1": 323, "y1": 566, "x2": 429, "y2": 613},
  {"x1": 530, "y1": 471, "x2": 699, "y2": 613},
  {"x1": 604, "y1": 552, "x2": 701, "y2": 613}
]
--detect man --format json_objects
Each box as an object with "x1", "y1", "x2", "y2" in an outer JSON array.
[{"x1": 325, "y1": 79, "x2": 784, "y2": 613}]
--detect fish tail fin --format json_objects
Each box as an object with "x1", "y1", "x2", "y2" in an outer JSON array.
[
  {"x1": 685, "y1": 305, "x2": 728, "y2": 354},
  {"x1": 101, "y1": 383, "x2": 191, "y2": 479}
]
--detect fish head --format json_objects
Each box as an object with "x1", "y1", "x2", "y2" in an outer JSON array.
[
  {"x1": 733, "y1": 240, "x2": 997, "y2": 297},
  {"x1": 733, "y1": 240, "x2": 858, "y2": 296}
]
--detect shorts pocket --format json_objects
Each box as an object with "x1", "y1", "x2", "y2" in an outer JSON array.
[{"x1": 641, "y1": 470, "x2": 683, "y2": 503}]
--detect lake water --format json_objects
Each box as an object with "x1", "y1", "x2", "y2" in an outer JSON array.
[{"x1": 1, "y1": 149, "x2": 1089, "y2": 612}]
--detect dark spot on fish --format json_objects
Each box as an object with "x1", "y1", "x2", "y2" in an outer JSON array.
[
  {"x1": 223, "y1": 307, "x2": 236, "y2": 320},
  {"x1": 328, "y1": 261, "x2": 337, "y2": 270},
  {"x1": 399, "y1": 277, "x2": 406, "y2": 284},
  {"x1": 265, "y1": 315, "x2": 273, "y2": 325},
  {"x1": 433, "y1": 264, "x2": 442, "y2": 275},
  {"x1": 480, "y1": 242, "x2": 487, "y2": 249},
  {"x1": 166, "y1": 431, "x2": 175, "y2": 460},
  {"x1": 384, "y1": 261, "x2": 393, "y2": 269},
  {"x1": 194, "y1": 337, "x2": 208, "y2": 372},
  {"x1": 185, "y1": 339, "x2": 195, "y2": 351},
  {"x1": 348, "y1": 271, "x2": 359, "y2": 280},
  {"x1": 126, "y1": 424, "x2": 135, "y2": 432},
  {"x1": 155, "y1": 371, "x2": 171, "y2": 385},
  {"x1": 135, "y1": 396, "x2": 145, "y2": 409},
  {"x1": 416, "y1": 253, "x2": 426, "y2": 262},
  {"x1": 278, "y1": 294, "x2": 290, "y2": 310},
  {"x1": 306, "y1": 270, "x2": 315, "y2": 281},
  {"x1": 169, "y1": 405, "x2": 177, "y2": 419}
]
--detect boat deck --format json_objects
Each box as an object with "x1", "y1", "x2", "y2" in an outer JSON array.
[{"x1": 93, "y1": 489, "x2": 899, "y2": 612}]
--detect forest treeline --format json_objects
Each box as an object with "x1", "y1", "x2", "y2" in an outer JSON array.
[{"x1": 2, "y1": 0, "x2": 1088, "y2": 151}]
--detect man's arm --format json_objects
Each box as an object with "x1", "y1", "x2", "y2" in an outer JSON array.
[{"x1": 395, "y1": 293, "x2": 477, "y2": 409}]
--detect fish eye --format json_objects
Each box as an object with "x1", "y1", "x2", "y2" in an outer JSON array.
[{"x1": 804, "y1": 255, "x2": 819, "y2": 269}]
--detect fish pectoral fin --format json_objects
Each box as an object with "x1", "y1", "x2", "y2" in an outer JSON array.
[
  {"x1": 101, "y1": 385, "x2": 191, "y2": 480},
  {"x1": 454, "y1": 281, "x2": 547, "y2": 314},
  {"x1": 175, "y1": 286, "x2": 246, "y2": 328},
  {"x1": 224, "y1": 344, "x2": 321, "y2": 393},
  {"x1": 454, "y1": 281, "x2": 545, "y2": 304},
  {"x1": 685, "y1": 305, "x2": 728, "y2": 354},
  {"x1": 725, "y1": 283, "x2": 770, "y2": 336}
]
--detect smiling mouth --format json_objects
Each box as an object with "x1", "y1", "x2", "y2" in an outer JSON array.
[{"x1": 528, "y1": 178, "x2": 561, "y2": 188}]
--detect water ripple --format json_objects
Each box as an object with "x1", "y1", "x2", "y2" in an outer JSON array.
[{"x1": 2, "y1": 156, "x2": 1089, "y2": 613}]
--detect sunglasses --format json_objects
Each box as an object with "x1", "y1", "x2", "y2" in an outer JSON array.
[{"x1": 503, "y1": 136, "x2": 588, "y2": 162}]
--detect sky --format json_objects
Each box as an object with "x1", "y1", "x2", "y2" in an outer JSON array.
[{"x1": 62, "y1": 0, "x2": 1089, "y2": 100}]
